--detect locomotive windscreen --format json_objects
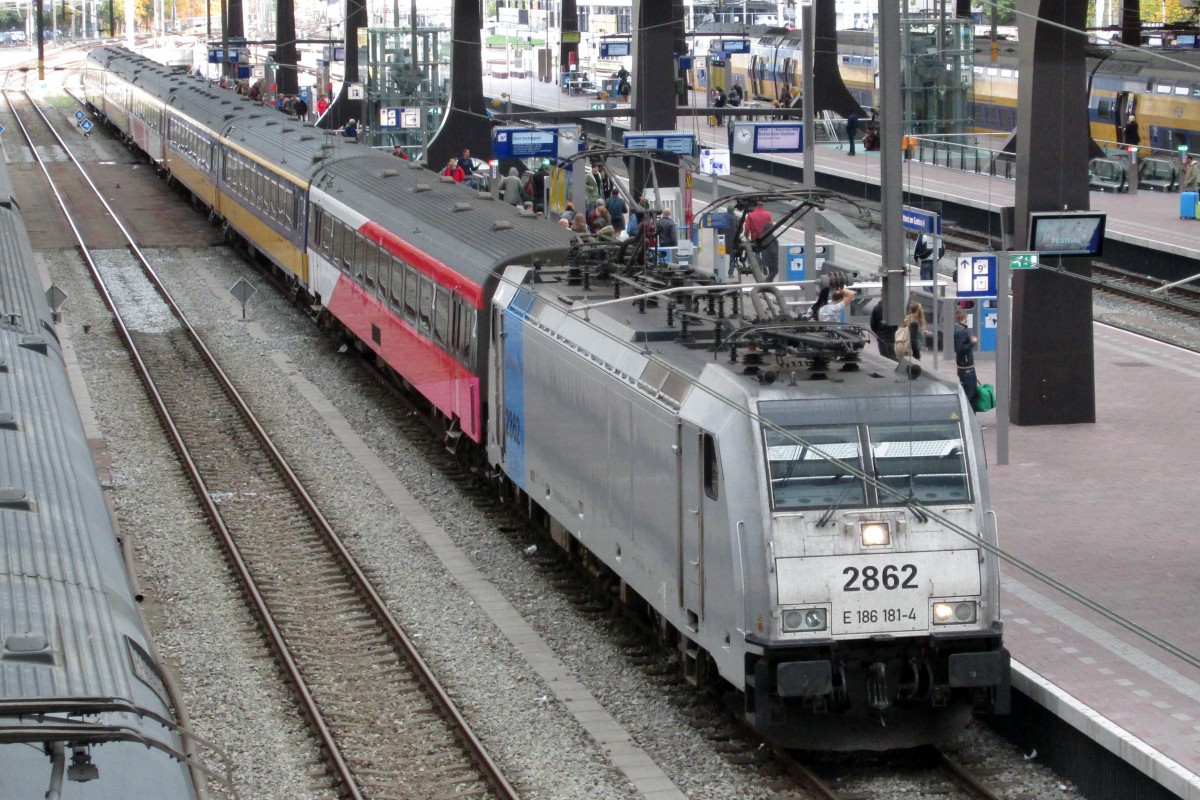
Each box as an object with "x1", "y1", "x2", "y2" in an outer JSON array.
[{"x1": 761, "y1": 397, "x2": 971, "y2": 511}]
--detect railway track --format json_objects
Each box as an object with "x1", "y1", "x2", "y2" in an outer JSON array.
[
  {"x1": 777, "y1": 744, "x2": 1008, "y2": 800},
  {"x1": 5, "y1": 88, "x2": 519, "y2": 800}
]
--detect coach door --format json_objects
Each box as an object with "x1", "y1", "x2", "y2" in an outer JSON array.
[
  {"x1": 1115, "y1": 91, "x2": 1133, "y2": 139},
  {"x1": 678, "y1": 422, "x2": 705, "y2": 627}
]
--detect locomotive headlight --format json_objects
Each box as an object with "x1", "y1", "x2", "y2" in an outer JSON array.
[
  {"x1": 782, "y1": 608, "x2": 827, "y2": 632},
  {"x1": 932, "y1": 601, "x2": 977, "y2": 624},
  {"x1": 860, "y1": 521, "x2": 890, "y2": 547}
]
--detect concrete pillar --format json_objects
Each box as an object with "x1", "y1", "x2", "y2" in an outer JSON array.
[
  {"x1": 1011, "y1": 0, "x2": 1095, "y2": 425},
  {"x1": 275, "y1": 0, "x2": 298, "y2": 95}
]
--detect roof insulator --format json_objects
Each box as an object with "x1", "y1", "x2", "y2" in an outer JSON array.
[
  {"x1": 454, "y1": 202, "x2": 473, "y2": 212},
  {"x1": 413, "y1": 183, "x2": 432, "y2": 193},
  {"x1": 381, "y1": 169, "x2": 399, "y2": 178},
  {"x1": 492, "y1": 220, "x2": 514, "y2": 231}
]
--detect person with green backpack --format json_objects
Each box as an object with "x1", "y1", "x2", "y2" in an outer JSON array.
[{"x1": 954, "y1": 309, "x2": 981, "y2": 411}]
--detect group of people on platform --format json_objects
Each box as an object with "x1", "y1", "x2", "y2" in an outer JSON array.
[
  {"x1": 870, "y1": 297, "x2": 979, "y2": 409},
  {"x1": 200, "y1": 68, "x2": 331, "y2": 124}
]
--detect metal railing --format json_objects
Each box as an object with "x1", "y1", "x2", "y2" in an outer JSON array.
[
  {"x1": 903, "y1": 133, "x2": 1192, "y2": 187},
  {"x1": 905, "y1": 133, "x2": 1018, "y2": 180}
]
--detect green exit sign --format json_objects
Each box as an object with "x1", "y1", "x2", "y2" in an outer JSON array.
[
  {"x1": 1010, "y1": 252, "x2": 1040, "y2": 270},
  {"x1": 590, "y1": 103, "x2": 606, "y2": 110}
]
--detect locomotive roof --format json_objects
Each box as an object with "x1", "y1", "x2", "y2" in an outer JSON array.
[{"x1": 530, "y1": 270, "x2": 961, "y2": 410}]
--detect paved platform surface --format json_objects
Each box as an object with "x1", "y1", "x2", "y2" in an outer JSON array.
[
  {"x1": 941, "y1": 325, "x2": 1200, "y2": 798},
  {"x1": 483, "y1": 75, "x2": 1200, "y2": 265}
]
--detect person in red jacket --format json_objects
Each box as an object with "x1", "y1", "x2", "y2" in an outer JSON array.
[{"x1": 441, "y1": 156, "x2": 465, "y2": 182}]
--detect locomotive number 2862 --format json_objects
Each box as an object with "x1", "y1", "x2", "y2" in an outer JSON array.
[{"x1": 842, "y1": 564, "x2": 918, "y2": 592}]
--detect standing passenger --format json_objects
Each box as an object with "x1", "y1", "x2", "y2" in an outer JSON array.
[
  {"x1": 605, "y1": 188, "x2": 627, "y2": 234},
  {"x1": 870, "y1": 301, "x2": 898, "y2": 359},
  {"x1": 1123, "y1": 115, "x2": 1140, "y2": 149},
  {"x1": 743, "y1": 201, "x2": 778, "y2": 280},
  {"x1": 903, "y1": 302, "x2": 926, "y2": 360},
  {"x1": 500, "y1": 167, "x2": 523, "y2": 204},
  {"x1": 1183, "y1": 154, "x2": 1199, "y2": 191},
  {"x1": 656, "y1": 208, "x2": 679, "y2": 247},
  {"x1": 954, "y1": 310, "x2": 980, "y2": 410}
]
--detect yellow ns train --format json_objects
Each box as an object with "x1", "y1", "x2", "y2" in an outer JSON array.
[
  {"x1": 83, "y1": 49, "x2": 311, "y2": 286},
  {"x1": 1086, "y1": 42, "x2": 1200, "y2": 153},
  {"x1": 693, "y1": 27, "x2": 1022, "y2": 135}
]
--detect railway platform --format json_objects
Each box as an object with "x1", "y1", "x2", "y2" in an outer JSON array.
[
  {"x1": 482, "y1": 75, "x2": 1200, "y2": 281},
  {"x1": 938, "y1": 324, "x2": 1200, "y2": 799}
]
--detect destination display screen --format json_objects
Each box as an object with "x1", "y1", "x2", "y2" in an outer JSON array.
[
  {"x1": 1027, "y1": 211, "x2": 1106, "y2": 257},
  {"x1": 754, "y1": 124, "x2": 803, "y2": 153}
]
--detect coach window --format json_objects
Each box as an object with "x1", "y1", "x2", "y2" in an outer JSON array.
[
  {"x1": 434, "y1": 287, "x2": 450, "y2": 345},
  {"x1": 341, "y1": 224, "x2": 355, "y2": 271},
  {"x1": 352, "y1": 237, "x2": 367, "y2": 284},
  {"x1": 389, "y1": 258, "x2": 404, "y2": 309},
  {"x1": 321, "y1": 212, "x2": 334, "y2": 258},
  {"x1": 329, "y1": 220, "x2": 342, "y2": 265},
  {"x1": 463, "y1": 307, "x2": 477, "y2": 364},
  {"x1": 375, "y1": 249, "x2": 389, "y2": 297},
  {"x1": 404, "y1": 268, "x2": 419, "y2": 322},
  {"x1": 420, "y1": 278, "x2": 439, "y2": 335},
  {"x1": 449, "y1": 298, "x2": 462, "y2": 355},
  {"x1": 419, "y1": 278, "x2": 435, "y2": 334},
  {"x1": 703, "y1": 433, "x2": 719, "y2": 500}
]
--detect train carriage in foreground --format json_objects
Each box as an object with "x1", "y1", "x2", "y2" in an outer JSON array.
[
  {"x1": 86, "y1": 45, "x2": 1009, "y2": 750},
  {"x1": 0, "y1": 157, "x2": 202, "y2": 797}
]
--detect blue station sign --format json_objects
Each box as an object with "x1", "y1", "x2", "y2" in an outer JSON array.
[
  {"x1": 901, "y1": 205, "x2": 941, "y2": 235},
  {"x1": 492, "y1": 126, "x2": 585, "y2": 160}
]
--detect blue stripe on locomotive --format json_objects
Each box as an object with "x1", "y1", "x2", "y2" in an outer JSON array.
[{"x1": 502, "y1": 286, "x2": 536, "y2": 490}]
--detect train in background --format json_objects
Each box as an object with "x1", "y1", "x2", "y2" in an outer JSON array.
[
  {"x1": 0, "y1": 156, "x2": 204, "y2": 798},
  {"x1": 86, "y1": 45, "x2": 1010, "y2": 751},
  {"x1": 701, "y1": 24, "x2": 1200, "y2": 154}
]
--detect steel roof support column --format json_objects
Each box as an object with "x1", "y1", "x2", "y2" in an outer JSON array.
[
  {"x1": 630, "y1": 0, "x2": 680, "y2": 195},
  {"x1": 226, "y1": 0, "x2": 243, "y2": 79},
  {"x1": 425, "y1": 0, "x2": 492, "y2": 173},
  {"x1": 275, "y1": 0, "x2": 298, "y2": 96},
  {"x1": 1121, "y1": 0, "x2": 1140, "y2": 48},
  {"x1": 1011, "y1": 0, "x2": 1095, "y2": 425},
  {"x1": 560, "y1": 0, "x2": 578, "y2": 74},
  {"x1": 812, "y1": 0, "x2": 864, "y2": 117},
  {"x1": 878, "y1": 0, "x2": 906, "y2": 329},
  {"x1": 345, "y1": 0, "x2": 365, "y2": 84}
]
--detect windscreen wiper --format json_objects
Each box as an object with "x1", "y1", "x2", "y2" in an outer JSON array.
[{"x1": 816, "y1": 475, "x2": 857, "y2": 527}]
